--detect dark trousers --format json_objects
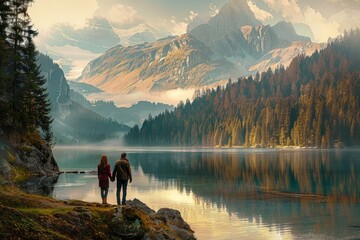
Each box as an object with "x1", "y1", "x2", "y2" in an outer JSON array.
[
  {"x1": 116, "y1": 179, "x2": 128, "y2": 205},
  {"x1": 100, "y1": 187, "x2": 108, "y2": 199}
]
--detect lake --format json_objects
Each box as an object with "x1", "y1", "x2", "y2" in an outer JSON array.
[{"x1": 23, "y1": 147, "x2": 360, "y2": 240}]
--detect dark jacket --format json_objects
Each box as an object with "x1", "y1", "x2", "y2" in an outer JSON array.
[
  {"x1": 112, "y1": 158, "x2": 132, "y2": 182},
  {"x1": 98, "y1": 164, "x2": 112, "y2": 188}
]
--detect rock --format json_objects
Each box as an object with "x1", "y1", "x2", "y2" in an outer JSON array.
[
  {"x1": 19, "y1": 175, "x2": 59, "y2": 195},
  {"x1": 79, "y1": 211, "x2": 93, "y2": 221},
  {"x1": 0, "y1": 151, "x2": 12, "y2": 182},
  {"x1": 0, "y1": 188, "x2": 197, "y2": 240},
  {"x1": 169, "y1": 225, "x2": 196, "y2": 240},
  {"x1": 13, "y1": 142, "x2": 59, "y2": 177},
  {"x1": 110, "y1": 199, "x2": 196, "y2": 240},
  {"x1": 128, "y1": 198, "x2": 156, "y2": 214},
  {"x1": 155, "y1": 208, "x2": 193, "y2": 232},
  {"x1": 73, "y1": 206, "x2": 94, "y2": 220},
  {"x1": 189, "y1": 0, "x2": 260, "y2": 46}
]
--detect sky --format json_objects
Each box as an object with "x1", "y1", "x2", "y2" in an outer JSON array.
[
  {"x1": 27, "y1": 0, "x2": 360, "y2": 106},
  {"x1": 29, "y1": 0, "x2": 360, "y2": 43}
]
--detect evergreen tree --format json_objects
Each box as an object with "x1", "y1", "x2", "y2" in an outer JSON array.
[
  {"x1": 0, "y1": 0, "x2": 54, "y2": 145},
  {"x1": 0, "y1": 0, "x2": 11, "y2": 129},
  {"x1": 6, "y1": 0, "x2": 33, "y2": 129},
  {"x1": 124, "y1": 29, "x2": 360, "y2": 148},
  {"x1": 23, "y1": 24, "x2": 53, "y2": 142}
]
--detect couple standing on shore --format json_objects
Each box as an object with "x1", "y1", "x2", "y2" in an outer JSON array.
[{"x1": 97, "y1": 152, "x2": 132, "y2": 205}]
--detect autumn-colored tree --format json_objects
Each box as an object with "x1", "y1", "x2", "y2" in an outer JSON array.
[{"x1": 124, "y1": 29, "x2": 360, "y2": 148}]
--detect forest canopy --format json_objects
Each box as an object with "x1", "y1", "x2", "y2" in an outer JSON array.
[{"x1": 124, "y1": 29, "x2": 360, "y2": 148}]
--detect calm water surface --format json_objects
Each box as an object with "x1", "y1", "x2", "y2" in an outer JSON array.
[{"x1": 28, "y1": 147, "x2": 360, "y2": 239}]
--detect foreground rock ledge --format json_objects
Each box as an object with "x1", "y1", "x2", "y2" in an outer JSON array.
[{"x1": 0, "y1": 189, "x2": 196, "y2": 240}]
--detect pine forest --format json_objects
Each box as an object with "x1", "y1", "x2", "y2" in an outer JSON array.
[
  {"x1": 0, "y1": 0, "x2": 53, "y2": 144},
  {"x1": 124, "y1": 30, "x2": 360, "y2": 148}
]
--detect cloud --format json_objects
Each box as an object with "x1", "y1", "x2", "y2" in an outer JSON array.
[
  {"x1": 262, "y1": 0, "x2": 346, "y2": 42},
  {"x1": 41, "y1": 44, "x2": 101, "y2": 80},
  {"x1": 170, "y1": 11, "x2": 200, "y2": 36},
  {"x1": 170, "y1": 17, "x2": 188, "y2": 36},
  {"x1": 330, "y1": 8, "x2": 360, "y2": 33},
  {"x1": 97, "y1": 4, "x2": 143, "y2": 28},
  {"x1": 325, "y1": 0, "x2": 360, "y2": 5},
  {"x1": 303, "y1": 6, "x2": 340, "y2": 42},
  {"x1": 29, "y1": 0, "x2": 98, "y2": 31},
  {"x1": 263, "y1": 0, "x2": 303, "y2": 22},
  {"x1": 247, "y1": 1, "x2": 273, "y2": 21}
]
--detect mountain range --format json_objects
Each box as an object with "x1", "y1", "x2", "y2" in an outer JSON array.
[
  {"x1": 37, "y1": 17, "x2": 168, "y2": 80},
  {"x1": 37, "y1": 53, "x2": 173, "y2": 144},
  {"x1": 37, "y1": 54, "x2": 129, "y2": 144},
  {"x1": 70, "y1": 90, "x2": 173, "y2": 127},
  {"x1": 124, "y1": 29, "x2": 360, "y2": 148},
  {"x1": 76, "y1": 0, "x2": 324, "y2": 96}
]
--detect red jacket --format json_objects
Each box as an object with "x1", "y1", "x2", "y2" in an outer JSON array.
[{"x1": 98, "y1": 164, "x2": 112, "y2": 188}]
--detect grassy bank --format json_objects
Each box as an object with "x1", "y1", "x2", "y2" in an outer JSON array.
[{"x1": 0, "y1": 186, "x2": 195, "y2": 240}]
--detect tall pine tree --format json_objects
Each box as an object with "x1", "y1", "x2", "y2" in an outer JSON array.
[
  {"x1": 0, "y1": 0, "x2": 11, "y2": 129},
  {"x1": 0, "y1": 0, "x2": 53, "y2": 144}
]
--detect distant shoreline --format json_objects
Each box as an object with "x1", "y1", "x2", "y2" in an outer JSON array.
[{"x1": 53, "y1": 144, "x2": 360, "y2": 151}]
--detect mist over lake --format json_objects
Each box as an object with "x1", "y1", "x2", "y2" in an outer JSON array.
[{"x1": 26, "y1": 146, "x2": 359, "y2": 240}]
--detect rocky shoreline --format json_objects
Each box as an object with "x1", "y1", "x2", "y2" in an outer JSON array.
[
  {"x1": 0, "y1": 187, "x2": 196, "y2": 240},
  {"x1": 0, "y1": 140, "x2": 195, "y2": 239}
]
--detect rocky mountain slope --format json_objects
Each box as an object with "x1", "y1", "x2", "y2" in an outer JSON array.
[
  {"x1": 210, "y1": 25, "x2": 288, "y2": 60},
  {"x1": 78, "y1": 34, "x2": 238, "y2": 93},
  {"x1": 76, "y1": 0, "x2": 323, "y2": 95},
  {"x1": 114, "y1": 22, "x2": 168, "y2": 46},
  {"x1": 189, "y1": 0, "x2": 260, "y2": 46},
  {"x1": 37, "y1": 54, "x2": 129, "y2": 144},
  {"x1": 71, "y1": 90, "x2": 174, "y2": 127},
  {"x1": 272, "y1": 21, "x2": 311, "y2": 43}
]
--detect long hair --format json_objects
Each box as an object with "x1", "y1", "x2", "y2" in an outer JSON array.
[{"x1": 99, "y1": 155, "x2": 108, "y2": 168}]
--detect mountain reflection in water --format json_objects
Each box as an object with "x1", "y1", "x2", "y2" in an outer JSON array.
[{"x1": 25, "y1": 148, "x2": 360, "y2": 239}]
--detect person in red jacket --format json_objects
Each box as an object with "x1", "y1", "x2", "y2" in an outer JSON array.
[{"x1": 97, "y1": 155, "x2": 112, "y2": 204}]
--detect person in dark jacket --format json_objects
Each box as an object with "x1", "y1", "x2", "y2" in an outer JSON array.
[
  {"x1": 97, "y1": 155, "x2": 112, "y2": 204},
  {"x1": 112, "y1": 152, "x2": 132, "y2": 205}
]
